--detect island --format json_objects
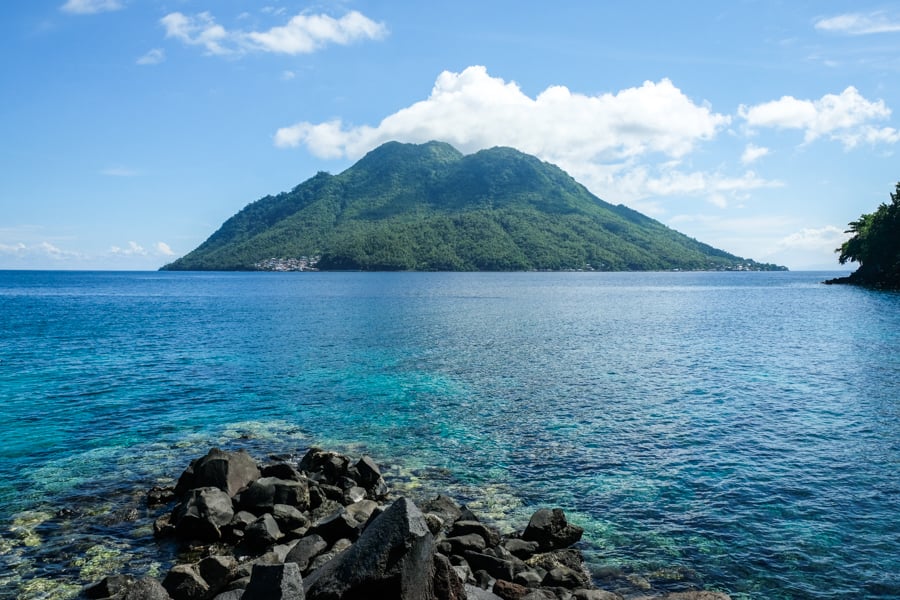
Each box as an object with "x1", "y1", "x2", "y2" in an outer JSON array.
[{"x1": 161, "y1": 141, "x2": 785, "y2": 273}]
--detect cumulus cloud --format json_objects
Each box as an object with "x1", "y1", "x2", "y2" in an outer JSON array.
[
  {"x1": 156, "y1": 242, "x2": 175, "y2": 256},
  {"x1": 738, "y1": 87, "x2": 899, "y2": 148},
  {"x1": 137, "y1": 48, "x2": 165, "y2": 65},
  {"x1": 161, "y1": 10, "x2": 387, "y2": 56},
  {"x1": 273, "y1": 65, "x2": 783, "y2": 205},
  {"x1": 815, "y1": 12, "x2": 900, "y2": 35},
  {"x1": 61, "y1": 0, "x2": 122, "y2": 15},
  {"x1": 741, "y1": 144, "x2": 770, "y2": 164},
  {"x1": 275, "y1": 66, "x2": 730, "y2": 161},
  {"x1": 110, "y1": 241, "x2": 147, "y2": 256}
]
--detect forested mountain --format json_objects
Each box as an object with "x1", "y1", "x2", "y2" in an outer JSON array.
[{"x1": 161, "y1": 141, "x2": 784, "y2": 272}]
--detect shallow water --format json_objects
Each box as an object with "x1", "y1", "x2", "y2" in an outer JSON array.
[{"x1": 1, "y1": 271, "x2": 898, "y2": 599}]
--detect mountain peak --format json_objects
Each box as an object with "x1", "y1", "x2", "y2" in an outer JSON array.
[{"x1": 161, "y1": 141, "x2": 785, "y2": 272}]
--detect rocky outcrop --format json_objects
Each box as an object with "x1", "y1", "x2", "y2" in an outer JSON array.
[{"x1": 83, "y1": 447, "x2": 731, "y2": 600}]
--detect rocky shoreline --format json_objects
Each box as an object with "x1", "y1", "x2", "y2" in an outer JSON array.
[{"x1": 83, "y1": 447, "x2": 731, "y2": 600}]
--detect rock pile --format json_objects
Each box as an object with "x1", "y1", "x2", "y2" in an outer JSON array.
[{"x1": 83, "y1": 447, "x2": 731, "y2": 600}]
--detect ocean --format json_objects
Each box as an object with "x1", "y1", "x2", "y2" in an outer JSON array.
[{"x1": 1, "y1": 270, "x2": 898, "y2": 599}]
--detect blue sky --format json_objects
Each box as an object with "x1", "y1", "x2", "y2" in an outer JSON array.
[{"x1": 2, "y1": 1, "x2": 899, "y2": 270}]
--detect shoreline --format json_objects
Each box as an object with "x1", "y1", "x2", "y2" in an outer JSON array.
[{"x1": 77, "y1": 447, "x2": 732, "y2": 600}]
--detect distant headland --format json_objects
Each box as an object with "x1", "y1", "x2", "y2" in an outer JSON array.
[
  {"x1": 160, "y1": 141, "x2": 786, "y2": 273},
  {"x1": 825, "y1": 182, "x2": 900, "y2": 290}
]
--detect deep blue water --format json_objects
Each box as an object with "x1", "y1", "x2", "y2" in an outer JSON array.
[{"x1": 1, "y1": 271, "x2": 898, "y2": 599}]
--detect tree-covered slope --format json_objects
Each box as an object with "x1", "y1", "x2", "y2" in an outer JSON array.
[
  {"x1": 827, "y1": 182, "x2": 900, "y2": 289},
  {"x1": 161, "y1": 141, "x2": 785, "y2": 272}
]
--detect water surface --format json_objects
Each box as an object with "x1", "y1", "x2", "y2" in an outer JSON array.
[{"x1": 0, "y1": 271, "x2": 897, "y2": 599}]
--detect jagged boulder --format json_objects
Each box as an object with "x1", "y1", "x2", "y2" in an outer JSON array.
[
  {"x1": 172, "y1": 487, "x2": 235, "y2": 542},
  {"x1": 242, "y1": 513, "x2": 283, "y2": 552},
  {"x1": 433, "y1": 553, "x2": 467, "y2": 600},
  {"x1": 421, "y1": 495, "x2": 463, "y2": 528},
  {"x1": 285, "y1": 533, "x2": 329, "y2": 572},
  {"x1": 123, "y1": 578, "x2": 172, "y2": 600},
  {"x1": 299, "y1": 448, "x2": 349, "y2": 481},
  {"x1": 198, "y1": 555, "x2": 238, "y2": 597},
  {"x1": 450, "y1": 520, "x2": 501, "y2": 547},
  {"x1": 162, "y1": 564, "x2": 208, "y2": 600},
  {"x1": 243, "y1": 563, "x2": 305, "y2": 600},
  {"x1": 303, "y1": 497, "x2": 435, "y2": 600},
  {"x1": 238, "y1": 477, "x2": 310, "y2": 514},
  {"x1": 521, "y1": 508, "x2": 583, "y2": 551},
  {"x1": 175, "y1": 448, "x2": 260, "y2": 498},
  {"x1": 262, "y1": 462, "x2": 304, "y2": 482}
]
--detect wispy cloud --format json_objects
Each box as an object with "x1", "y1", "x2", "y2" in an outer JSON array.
[
  {"x1": 161, "y1": 10, "x2": 388, "y2": 57},
  {"x1": 741, "y1": 143, "x2": 770, "y2": 164},
  {"x1": 0, "y1": 241, "x2": 84, "y2": 261},
  {"x1": 156, "y1": 242, "x2": 175, "y2": 256},
  {"x1": 110, "y1": 241, "x2": 147, "y2": 256},
  {"x1": 815, "y1": 12, "x2": 900, "y2": 35},
  {"x1": 738, "y1": 86, "x2": 900, "y2": 148},
  {"x1": 60, "y1": 0, "x2": 123, "y2": 15},
  {"x1": 101, "y1": 167, "x2": 141, "y2": 177},
  {"x1": 776, "y1": 226, "x2": 848, "y2": 252},
  {"x1": 137, "y1": 48, "x2": 165, "y2": 66}
]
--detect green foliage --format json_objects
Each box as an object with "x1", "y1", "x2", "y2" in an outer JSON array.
[
  {"x1": 836, "y1": 182, "x2": 900, "y2": 288},
  {"x1": 162, "y1": 141, "x2": 785, "y2": 272}
]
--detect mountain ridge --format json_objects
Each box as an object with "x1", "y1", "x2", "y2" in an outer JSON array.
[{"x1": 161, "y1": 141, "x2": 785, "y2": 272}]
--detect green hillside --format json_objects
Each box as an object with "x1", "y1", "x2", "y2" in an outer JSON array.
[{"x1": 161, "y1": 141, "x2": 785, "y2": 272}]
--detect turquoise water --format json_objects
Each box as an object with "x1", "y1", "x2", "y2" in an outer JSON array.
[{"x1": 1, "y1": 271, "x2": 898, "y2": 599}]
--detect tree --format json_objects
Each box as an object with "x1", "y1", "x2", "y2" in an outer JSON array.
[{"x1": 835, "y1": 182, "x2": 900, "y2": 288}]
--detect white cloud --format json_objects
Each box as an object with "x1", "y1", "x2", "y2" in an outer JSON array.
[
  {"x1": 606, "y1": 163, "x2": 782, "y2": 208},
  {"x1": 247, "y1": 11, "x2": 388, "y2": 54},
  {"x1": 110, "y1": 241, "x2": 147, "y2": 256},
  {"x1": 815, "y1": 12, "x2": 900, "y2": 35},
  {"x1": 0, "y1": 241, "x2": 84, "y2": 261},
  {"x1": 741, "y1": 143, "x2": 770, "y2": 164},
  {"x1": 161, "y1": 10, "x2": 387, "y2": 57},
  {"x1": 137, "y1": 48, "x2": 165, "y2": 66},
  {"x1": 101, "y1": 166, "x2": 140, "y2": 176},
  {"x1": 162, "y1": 11, "x2": 231, "y2": 56},
  {"x1": 156, "y1": 242, "x2": 175, "y2": 256},
  {"x1": 738, "y1": 87, "x2": 898, "y2": 148},
  {"x1": 281, "y1": 70, "x2": 296, "y2": 81},
  {"x1": 0, "y1": 242, "x2": 27, "y2": 256},
  {"x1": 275, "y1": 66, "x2": 730, "y2": 162},
  {"x1": 273, "y1": 66, "x2": 783, "y2": 206},
  {"x1": 775, "y1": 225, "x2": 848, "y2": 252},
  {"x1": 61, "y1": 0, "x2": 122, "y2": 15}
]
